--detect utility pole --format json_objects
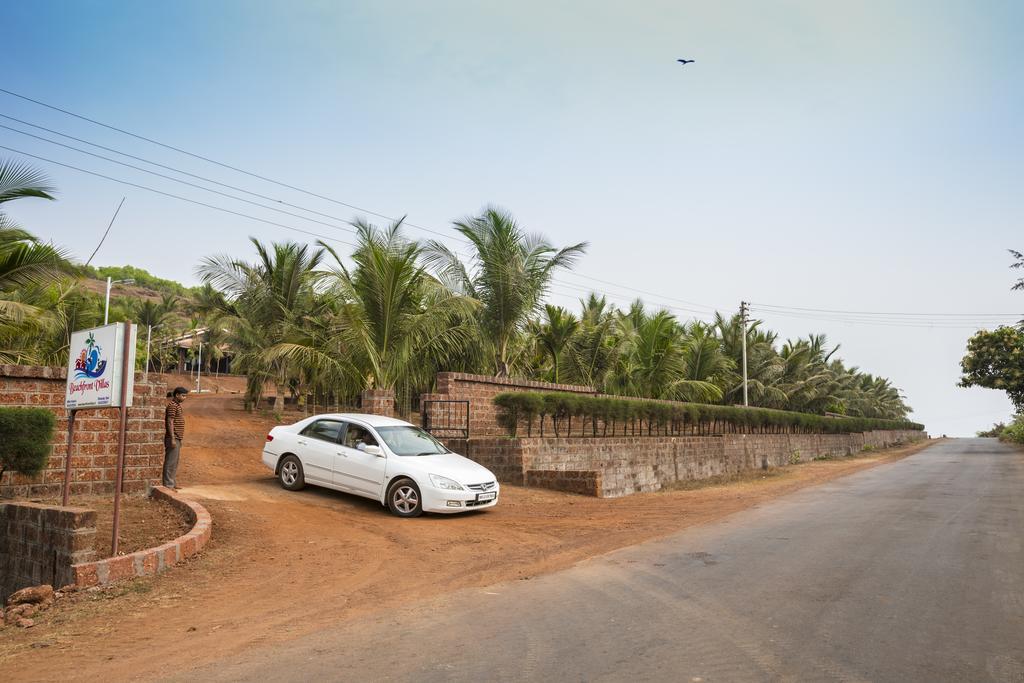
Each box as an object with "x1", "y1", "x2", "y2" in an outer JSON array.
[
  {"x1": 104, "y1": 277, "x2": 135, "y2": 325},
  {"x1": 145, "y1": 324, "x2": 152, "y2": 383},
  {"x1": 196, "y1": 340, "x2": 203, "y2": 394},
  {"x1": 104, "y1": 277, "x2": 112, "y2": 325},
  {"x1": 740, "y1": 301, "x2": 749, "y2": 407}
]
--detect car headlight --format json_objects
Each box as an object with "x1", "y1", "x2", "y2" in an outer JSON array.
[{"x1": 429, "y1": 474, "x2": 464, "y2": 491}]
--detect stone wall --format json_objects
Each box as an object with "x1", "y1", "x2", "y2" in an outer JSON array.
[
  {"x1": 421, "y1": 372, "x2": 596, "y2": 437},
  {"x1": 462, "y1": 429, "x2": 926, "y2": 498},
  {"x1": 0, "y1": 501, "x2": 96, "y2": 601},
  {"x1": 0, "y1": 366, "x2": 167, "y2": 499}
]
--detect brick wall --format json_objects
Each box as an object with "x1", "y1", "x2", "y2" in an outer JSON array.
[
  {"x1": 462, "y1": 430, "x2": 926, "y2": 498},
  {"x1": 421, "y1": 372, "x2": 597, "y2": 437},
  {"x1": 0, "y1": 366, "x2": 167, "y2": 499},
  {"x1": 0, "y1": 501, "x2": 96, "y2": 601},
  {"x1": 360, "y1": 389, "x2": 395, "y2": 418}
]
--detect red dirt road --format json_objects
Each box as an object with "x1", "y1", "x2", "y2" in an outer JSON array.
[{"x1": 0, "y1": 391, "x2": 939, "y2": 681}]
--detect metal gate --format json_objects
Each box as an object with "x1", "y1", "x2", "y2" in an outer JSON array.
[{"x1": 421, "y1": 400, "x2": 470, "y2": 439}]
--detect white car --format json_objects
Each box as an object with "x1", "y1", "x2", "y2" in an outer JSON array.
[{"x1": 262, "y1": 413, "x2": 499, "y2": 517}]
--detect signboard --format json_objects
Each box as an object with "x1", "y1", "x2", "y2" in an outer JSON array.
[{"x1": 65, "y1": 323, "x2": 137, "y2": 409}]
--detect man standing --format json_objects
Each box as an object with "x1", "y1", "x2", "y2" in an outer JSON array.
[{"x1": 163, "y1": 386, "x2": 188, "y2": 489}]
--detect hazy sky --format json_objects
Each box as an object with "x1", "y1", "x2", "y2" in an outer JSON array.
[{"x1": 5, "y1": 1, "x2": 1022, "y2": 434}]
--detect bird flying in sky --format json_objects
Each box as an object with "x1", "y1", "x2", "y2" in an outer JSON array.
[{"x1": 677, "y1": 59, "x2": 695, "y2": 65}]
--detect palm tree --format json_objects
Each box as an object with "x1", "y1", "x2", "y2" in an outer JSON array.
[
  {"x1": 0, "y1": 159, "x2": 54, "y2": 205},
  {"x1": 133, "y1": 298, "x2": 175, "y2": 329},
  {"x1": 425, "y1": 207, "x2": 587, "y2": 376},
  {"x1": 533, "y1": 305, "x2": 578, "y2": 383},
  {"x1": 268, "y1": 220, "x2": 476, "y2": 398},
  {"x1": 677, "y1": 321, "x2": 732, "y2": 400},
  {"x1": 561, "y1": 294, "x2": 621, "y2": 389},
  {"x1": 0, "y1": 167, "x2": 67, "y2": 297},
  {"x1": 0, "y1": 159, "x2": 72, "y2": 352},
  {"x1": 607, "y1": 302, "x2": 721, "y2": 402},
  {"x1": 714, "y1": 312, "x2": 786, "y2": 406},
  {"x1": 198, "y1": 238, "x2": 326, "y2": 409},
  {"x1": 189, "y1": 283, "x2": 228, "y2": 318}
]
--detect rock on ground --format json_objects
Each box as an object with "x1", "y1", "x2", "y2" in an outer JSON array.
[
  {"x1": 7, "y1": 585, "x2": 54, "y2": 607},
  {"x1": 4, "y1": 603, "x2": 39, "y2": 625}
]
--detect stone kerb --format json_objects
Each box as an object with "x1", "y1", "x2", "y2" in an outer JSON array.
[
  {"x1": 72, "y1": 486, "x2": 212, "y2": 588},
  {"x1": 0, "y1": 366, "x2": 166, "y2": 499}
]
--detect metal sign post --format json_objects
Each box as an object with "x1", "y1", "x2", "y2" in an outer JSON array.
[
  {"x1": 110, "y1": 319, "x2": 134, "y2": 557},
  {"x1": 61, "y1": 410, "x2": 77, "y2": 506},
  {"x1": 61, "y1": 322, "x2": 137, "y2": 555}
]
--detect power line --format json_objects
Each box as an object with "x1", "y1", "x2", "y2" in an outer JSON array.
[
  {"x1": 0, "y1": 122, "x2": 368, "y2": 238},
  {"x1": 749, "y1": 306, "x2": 1017, "y2": 330},
  {"x1": 3, "y1": 140, "x2": 723, "y2": 325},
  {"x1": 752, "y1": 302, "x2": 1021, "y2": 318},
  {"x1": 0, "y1": 89, "x2": 728, "y2": 312},
  {"x1": 0, "y1": 88, "x2": 469, "y2": 245},
  {"x1": 0, "y1": 112, "x2": 415, "y2": 235},
  {"x1": 8, "y1": 143, "x2": 1002, "y2": 333},
  {"x1": 5, "y1": 88, "x2": 1008, "y2": 327},
  {"x1": 0, "y1": 145, "x2": 359, "y2": 250},
  {"x1": 0, "y1": 141, "x2": 717, "y2": 322}
]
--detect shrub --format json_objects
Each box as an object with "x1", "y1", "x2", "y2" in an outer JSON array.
[
  {"x1": 999, "y1": 415, "x2": 1024, "y2": 445},
  {"x1": 976, "y1": 422, "x2": 1006, "y2": 438},
  {"x1": 0, "y1": 408, "x2": 56, "y2": 481},
  {"x1": 492, "y1": 391, "x2": 925, "y2": 438}
]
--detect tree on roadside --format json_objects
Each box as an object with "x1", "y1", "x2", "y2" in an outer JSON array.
[
  {"x1": 198, "y1": 238, "x2": 326, "y2": 410},
  {"x1": 533, "y1": 305, "x2": 578, "y2": 384},
  {"x1": 424, "y1": 207, "x2": 587, "y2": 377},
  {"x1": 1011, "y1": 249, "x2": 1023, "y2": 291},
  {"x1": 959, "y1": 326, "x2": 1024, "y2": 411},
  {"x1": 0, "y1": 159, "x2": 75, "y2": 363},
  {"x1": 262, "y1": 220, "x2": 476, "y2": 403}
]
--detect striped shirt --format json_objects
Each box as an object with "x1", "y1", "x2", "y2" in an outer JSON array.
[{"x1": 166, "y1": 399, "x2": 185, "y2": 441}]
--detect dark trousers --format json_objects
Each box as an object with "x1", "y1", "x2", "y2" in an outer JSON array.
[{"x1": 163, "y1": 439, "x2": 182, "y2": 488}]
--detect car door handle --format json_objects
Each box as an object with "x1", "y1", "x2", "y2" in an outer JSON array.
[
  {"x1": 336, "y1": 451, "x2": 347, "y2": 456},
  {"x1": 297, "y1": 439, "x2": 307, "y2": 445}
]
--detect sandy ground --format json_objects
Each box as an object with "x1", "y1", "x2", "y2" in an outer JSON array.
[{"x1": 0, "y1": 390, "x2": 940, "y2": 681}]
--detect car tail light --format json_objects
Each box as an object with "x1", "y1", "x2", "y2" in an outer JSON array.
[{"x1": 266, "y1": 434, "x2": 274, "y2": 442}]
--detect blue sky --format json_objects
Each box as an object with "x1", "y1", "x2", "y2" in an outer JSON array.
[{"x1": 4, "y1": 1, "x2": 1023, "y2": 434}]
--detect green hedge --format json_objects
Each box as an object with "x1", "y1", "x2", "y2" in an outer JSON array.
[
  {"x1": 494, "y1": 391, "x2": 924, "y2": 438},
  {"x1": 0, "y1": 407, "x2": 56, "y2": 480}
]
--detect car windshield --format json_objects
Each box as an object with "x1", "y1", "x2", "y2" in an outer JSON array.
[{"x1": 375, "y1": 426, "x2": 450, "y2": 456}]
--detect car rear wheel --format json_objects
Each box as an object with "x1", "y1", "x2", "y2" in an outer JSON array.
[
  {"x1": 386, "y1": 478, "x2": 422, "y2": 517},
  {"x1": 278, "y1": 455, "x2": 305, "y2": 491}
]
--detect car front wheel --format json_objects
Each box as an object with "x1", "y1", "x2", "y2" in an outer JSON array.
[
  {"x1": 386, "y1": 478, "x2": 422, "y2": 517},
  {"x1": 278, "y1": 455, "x2": 305, "y2": 491}
]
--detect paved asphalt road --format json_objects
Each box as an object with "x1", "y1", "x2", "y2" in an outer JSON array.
[{"x1": 181, "y1": 439, "x2": 1024, "y2": 682}]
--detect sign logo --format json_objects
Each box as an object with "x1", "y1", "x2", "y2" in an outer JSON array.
[{"x1": 73, "y1": 332, "x2": 108, "y2": 379}]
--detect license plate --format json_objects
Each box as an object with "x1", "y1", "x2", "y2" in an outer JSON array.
[{"x1": 476, "y1": 491, "x2": 496, "y2": 502}]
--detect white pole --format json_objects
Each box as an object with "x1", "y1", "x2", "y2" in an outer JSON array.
[
  {"x1": 196, "y1": 341, "x2": 203, "y2": 394},
  {"x1": 104, "y1": 276, "x2": 112, "y2": 325},
  {"x1": 741, "y1": 301, "x2": 749, "y2": 407},
  {"x1": 144, "y1": 324, "x2": 152, "y2": 383}
]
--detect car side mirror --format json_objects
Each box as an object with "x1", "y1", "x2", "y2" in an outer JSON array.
[{"x1": 363, "y1": 444, "x2": 383, "y2": 457}]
